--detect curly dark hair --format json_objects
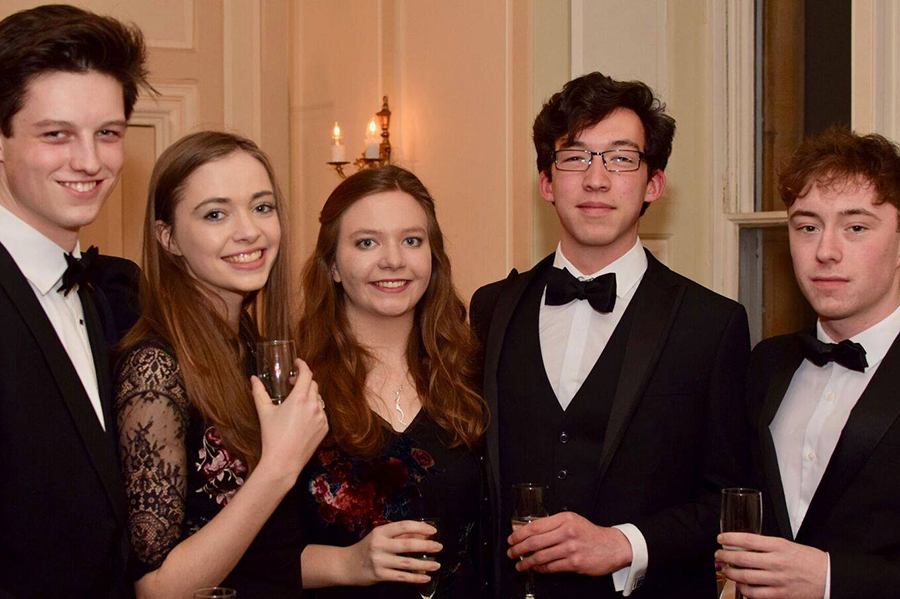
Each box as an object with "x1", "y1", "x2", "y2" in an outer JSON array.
[
  {"x1": 533, "y1": 71, "x2": 676, "y2": 182},
  {"x1": 778, "y1": 126, "x2": 900, "y2": 214},
  {"x1": 0, "y1": 4, "x2": 151, "y2": 136}
]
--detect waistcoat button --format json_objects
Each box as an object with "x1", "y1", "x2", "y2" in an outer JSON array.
[
  {"x1": 557, "y1": 469, "x2": 568, "y2": 480},
  {"x1": 559, "y1": 431, "x2": 569, "y2": 443}
]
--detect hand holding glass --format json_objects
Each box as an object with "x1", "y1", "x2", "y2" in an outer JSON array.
[
  {"x1": 193, "y1": 588, "x2": 236, "y2": 599},
  {"x1": 720, "y1": 488, "x2": 762, "y2": 599},
  {"x1": 256, "y1": 340, "x2": 297, "y2": 404},
  {"x1": 511, "y1": 483, "x2": 549, "y2": 599},
  {"x1": 407, "y1": 518, "x2": 441, "y2": 599}
]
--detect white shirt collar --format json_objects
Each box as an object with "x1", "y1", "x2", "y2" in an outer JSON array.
[
  {"x1": 817, "y1": 301, "x2": 900, "y2": 370},
  {"x1": 553, "y1": 237, "x2": 648, "y2": 299},
  {"x1": 0, "y1": 203, "x2": 80, "y2": 296}
]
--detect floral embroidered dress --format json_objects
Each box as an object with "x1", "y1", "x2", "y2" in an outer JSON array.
[
  {"x1": 300, "y1": 410, "x2": 485, "y2": 599},
  {"x1": 115, "y1": 338, "x2": 302, "y2": 598}
]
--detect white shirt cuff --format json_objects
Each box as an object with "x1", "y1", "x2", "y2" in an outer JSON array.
[
  {"x1": 611, "y1": 523, "x2": 647, "y2": 596},
  {"x1": 823, "y1": 552, "x2": 831, "y2": 599}
]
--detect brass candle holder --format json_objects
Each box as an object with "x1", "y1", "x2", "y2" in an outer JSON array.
[{"x1": 328, "y1": 96, "x2": 392, "y2": 179}]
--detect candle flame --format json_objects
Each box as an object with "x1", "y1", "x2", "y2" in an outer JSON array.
[
  {"x1": 332, "y1": 122, "x2": 342, "y2": 144},
  {"x1": 368, "y1": 119, "x2": 377, "y2": 135}
]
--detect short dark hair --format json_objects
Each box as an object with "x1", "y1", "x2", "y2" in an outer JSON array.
[
  {"x1": 533, "y1": 71, "x2": 676, "y2": 181},
  {"x1": 778, "y1": 127, "x2": 900, "y2": 212},
  {"x1": 0, "y1": 4, "x2": 151, "y2": 137}
]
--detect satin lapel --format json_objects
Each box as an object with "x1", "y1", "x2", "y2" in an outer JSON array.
[
  {"x1": 0, "y1": 243, "x2": 124, "y2": 523},
  {"x1": 757, "y1": 339, "x2": 804, "y2": 540},
  {"x1": 797, "y1": 332, "x2": 900, "y2": 542},
  {"x1": 596, "y1": 252, "x2": 683, "y2": 484},
  {"x1": 483, "y1": 254, "x2": 555, "y2": 491}
]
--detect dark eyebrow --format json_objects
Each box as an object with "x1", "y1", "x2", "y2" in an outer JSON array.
[
  {"x1": 561, "y1": 139, "x2": 642, "y2": 151},
  {"x1": 192, "y1": 190, "x2": 273, "y2": 212},
  {"x1": 32, "y1": 119, "x2": 128, "y2": 129},
  {"x1": 839, "y1": 207, "x2": 880, "y2": 219}
]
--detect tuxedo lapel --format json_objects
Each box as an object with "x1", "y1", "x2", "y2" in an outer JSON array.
[
  {"x1": 483, "y1": 254, "x2": 555, "y2": 489},
  {"x1": 758, "y1": 338, "x2": 805, "y2": 540},
  {"x1": 797, "y1": 332, "x2": 900, "y2": 542},
  {"x1": 0, "y1": 243, "x2": 124, "y2": 523},
  {"x1": 596, "y1": 252, "x2": 683, "y2": 484}
]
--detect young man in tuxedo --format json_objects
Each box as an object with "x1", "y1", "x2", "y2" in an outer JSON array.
[
  {"x1": 0, "y1": 5, "x2": 149, "y2": 597},
  {"x1": 717, "y1": 129, "x2": 900, "y2": 599},
  {"x1": 470, "y1": 72, "x2": 751, "y2": 598}
]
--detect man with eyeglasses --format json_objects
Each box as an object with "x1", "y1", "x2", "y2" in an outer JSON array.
[{"x1": 470, "y1": 72, "x2": 751, "y2": 598}]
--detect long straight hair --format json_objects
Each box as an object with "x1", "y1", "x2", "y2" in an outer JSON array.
[
  {"x1": 297, "y1": 165, "x2": 486, "y2": 456},
  {"x1": 121, "y1": 131, "x2": 292, "y2": 468}
]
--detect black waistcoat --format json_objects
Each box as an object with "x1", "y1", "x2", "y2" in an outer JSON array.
[{"x1": 497, "y1": 266, "x2": 635, "y2": 524}]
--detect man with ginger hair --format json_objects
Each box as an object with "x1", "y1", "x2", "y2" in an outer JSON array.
[{"x1": 718, "y1": 127, "x2": 900, "y2": 599}]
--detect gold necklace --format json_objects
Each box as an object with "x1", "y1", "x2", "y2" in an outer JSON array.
[{"x1": 393, "y1": 381, "x2": 406, "y2": 425}]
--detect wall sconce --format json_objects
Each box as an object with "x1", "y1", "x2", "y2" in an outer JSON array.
[{"x1": 327, "y1": 96, "x2": 392, "y2": 179}]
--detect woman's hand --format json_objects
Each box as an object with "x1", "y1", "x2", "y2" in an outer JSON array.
[
  {"x1": 348, "y1": 520, "x2": 442, "y2": 586},
  {"x1": 251, "y1": 358, "x2": 328, "y2": 479}
]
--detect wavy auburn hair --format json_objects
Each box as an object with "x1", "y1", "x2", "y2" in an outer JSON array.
[
  {"x1": 297, "y1": 166, "x2": 486, "y2": 456},
  {"x1": 121, "y1": 131, "x2": 292, "y2": 468}
]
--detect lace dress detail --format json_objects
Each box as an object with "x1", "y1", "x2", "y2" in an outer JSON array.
[{"x1": 115, "y1": 341, "x2": 191, "y2": 570}]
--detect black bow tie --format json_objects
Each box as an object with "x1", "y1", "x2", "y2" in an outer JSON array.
[
  {"x1": 799, "y1": 333, "x2": 868, "y2": 373},
  {"x1": 545, "y1": 267, "x2": 617, "y2": 313},
  {"x1": 59, "y1": 245, "x2": 98, "y2": 296}
]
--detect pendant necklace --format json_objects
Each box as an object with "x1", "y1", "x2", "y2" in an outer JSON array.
[{"x1": 393, "y1": 381, "x2": 407, "y2": 425}]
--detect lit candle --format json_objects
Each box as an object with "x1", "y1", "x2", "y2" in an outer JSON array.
[
  {"x1": 364, "y1": 118, "x2": 380, "y2": 159},
  {"x1": 330, "y1": 122, "x2": 346, "y2": 163}
]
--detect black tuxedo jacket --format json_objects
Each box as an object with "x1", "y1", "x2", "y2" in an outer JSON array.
[
  {"x1": 749, "y1": 332, "x2": 900, "y2": 599},
  {"x1": 0, "y1": 242, "x2": 133, "y2": 599},
  {"x1": 470, "y1": 250, "x2": 752, "y2": 598}
]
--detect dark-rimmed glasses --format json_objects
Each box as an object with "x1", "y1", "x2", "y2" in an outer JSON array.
[{"x1": 553, "y1": 148, "x2": 645, "y2": 172}]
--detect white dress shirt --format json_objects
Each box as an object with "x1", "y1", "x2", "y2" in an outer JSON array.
[
  {"x1": 538, "y1": 238, "x2": 648, "y2": 595},
  {"x1": 771, "y1": 302, "x2": 900, "y2": 599},
  {"x1": 0, "y1": 204, "x2": 104, "y2": 429}
]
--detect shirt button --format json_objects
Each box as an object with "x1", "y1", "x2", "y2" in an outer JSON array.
[
  {"x1": 826, "y1": 392, "x2": 835, "y2": 402},
  {"x1": 559, "y1": 431, "x2": 569, "y2": 444},
  {"x1": 557, "y1": 469, "x2": 568, "y2": 480},
  {"x1": 807, "y1": 451, "x2": 816, "y2": 462}
]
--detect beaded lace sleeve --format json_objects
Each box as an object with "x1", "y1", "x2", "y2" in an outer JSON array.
[{"x1": 115, "y1": 342, "x2": 192, "y2": 572}]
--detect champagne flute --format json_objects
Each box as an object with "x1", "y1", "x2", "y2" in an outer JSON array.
[
  {"x1": 406, "y1": 517, "x2": 441, "y2": 599},
  {"x1": 193, "y1": 588, "x2": 236, "y2": 599},
  {"x1": 720, "y1": 488, "x2": 762, "y2": 599},
  {"x1": 256, "y1": 340, "x2": 297, "y2": 404},
  {"x1": 511, "y1": 483, "x2": 549, "y2": 599}
]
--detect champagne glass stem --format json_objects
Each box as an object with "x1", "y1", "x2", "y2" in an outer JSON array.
[{"x1": 524, "y1": 568, "x2": 536, "y2": 599}]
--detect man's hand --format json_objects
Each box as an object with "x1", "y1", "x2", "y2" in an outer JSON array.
[
  {"x1": 506, "y1": 512, "x2": 633, "y2": 576},
  {"x1": 716, "y1": 533, "x2": 828, "y2": 599}
]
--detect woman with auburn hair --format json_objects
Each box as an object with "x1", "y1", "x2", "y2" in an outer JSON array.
[
  {"x1": 116, "y1": 131, "x2": 328, "y2": 599},
  {"x1": 297, "y1": 165, "x2": 488, "y2": 598}
]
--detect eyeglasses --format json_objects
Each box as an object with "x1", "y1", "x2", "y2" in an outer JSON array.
[{"x1": 553, "y1": 149, "x2": 645, "y2": 172}]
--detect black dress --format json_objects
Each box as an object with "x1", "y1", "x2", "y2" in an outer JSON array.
[
  {"x1": 115, "y1": 338, "x2": 303, "y2": 598},
  {"x1": 300, "y1": 410, "x2": 484, "y2": 599}
]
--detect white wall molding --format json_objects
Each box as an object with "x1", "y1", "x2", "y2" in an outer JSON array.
[
  {"x1": 131, "y1": 83, "x2": 199, "y2": 156},
  {"x1": 711, "y1": 1, "x2": 757, "y2": 299},
  {"x1": 223, "y1": 0, "x2": 262, "y2": 142},
  {"x1": 852, "y1": 0, "x2": 900, "y2": 139},
  {"x1": 146, "y1": 0, "x2": 194, "y2": 50}
]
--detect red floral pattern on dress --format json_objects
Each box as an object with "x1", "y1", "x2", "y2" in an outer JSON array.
[
  {"x1": 196, "y1": 425, "x2": 247, "y2": 505},
  {"x1": 307, "y1": 438, "x2": 436, "y2": 539}
]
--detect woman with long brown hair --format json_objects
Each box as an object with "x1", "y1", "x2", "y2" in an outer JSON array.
[
  {"x1": 115, "y1": 131, "x2": 328, "y2": 598},
  {"x1": 297, "y1": 165, "x2": 487, "y2": 598}
]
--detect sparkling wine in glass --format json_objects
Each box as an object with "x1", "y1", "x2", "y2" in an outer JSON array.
[
  {"x1": 511, "y1": 483, "x2": 549, "y2": 599},
  {"x1": 720, "y1": 488, "x2": 762, "y2": 599},
  {"x1": 193, "y1": 588, "x2": 236, "y2": 599},
  {"x1": 256, "y1": 340, "x2": 297, "y2": 404},
  {"x1": 406, "y1": 517, "x2": 440, "y2": 599}
]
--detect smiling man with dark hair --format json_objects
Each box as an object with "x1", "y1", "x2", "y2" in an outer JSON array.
[{"x1": 0, "y1": 5, "x2": 149, "y2": 597}]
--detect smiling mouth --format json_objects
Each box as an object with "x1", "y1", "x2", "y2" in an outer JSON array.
[
  {"x1": 59, "y1": 181, "x2": 100, "y2": 193},
  {"x1": 372, "y1": 280, "x2": 409, "y2": 289},
  {"x1": 223, "y1": 249, "x2": 264, "y2": 264}
]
